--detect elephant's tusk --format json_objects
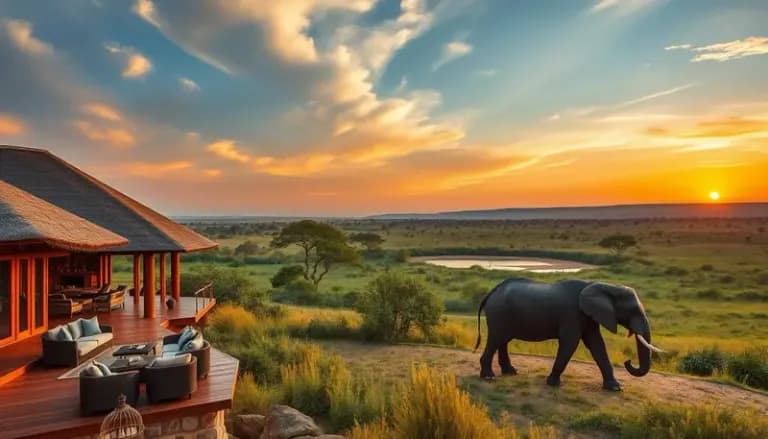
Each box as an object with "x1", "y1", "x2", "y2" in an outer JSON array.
[{"x1": 637, "y1": 334, "x2": 664, "y2": 353}]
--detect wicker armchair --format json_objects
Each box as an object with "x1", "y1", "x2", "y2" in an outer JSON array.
[
  {"x1": 143, "y1": 356, "x2": 198, "y2": 403},
  {"x1": 162, "y1": 333, "x2": 211, "y2": 379},
  {"x1": 48, "y1": 294, "x2": 83, "y2": 318},
  {"x1": 80, "y1": 370, "x2": 140, "y2": 415},
  {"x1": 94, "y1": 289, "x2": 126, "y2": 312}
]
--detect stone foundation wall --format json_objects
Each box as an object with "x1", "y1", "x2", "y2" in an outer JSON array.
[{"x1": 75, "y1": 409, "x2": 227, "y2": 439}]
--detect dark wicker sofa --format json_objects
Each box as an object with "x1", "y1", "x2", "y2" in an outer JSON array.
[
  {"x1": 42, "y1": 323, "x2": 114, "y2": 367},
  {"x1": 143, "y1": 356, "x2": 198, "y2": 403},
  {"x1": 80, "y1": 370, "x2": 140, "y2": 415},
  {"x1": 162, "y1": 333, "x2": 211, "y2": 379}
]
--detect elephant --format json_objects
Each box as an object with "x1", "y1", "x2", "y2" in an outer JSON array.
[{"x1": 475, "y1": 278, "x2": 662, "y2": 391}]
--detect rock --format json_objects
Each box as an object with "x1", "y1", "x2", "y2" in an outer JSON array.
[
  {"x1": 260, "y1": 405, "x2": 322, "y2": 439},
  {"x1": 233, "y1": 414, "x2": 266, "y2": 439}
]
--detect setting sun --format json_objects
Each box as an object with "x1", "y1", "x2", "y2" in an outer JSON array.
[{"x1": 709, "y1": 191, "x2": 721, "y2": 201}]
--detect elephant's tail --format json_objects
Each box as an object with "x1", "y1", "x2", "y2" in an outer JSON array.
[{"x1": 474, "y1": 288, "x2": 496, "y2": 352}]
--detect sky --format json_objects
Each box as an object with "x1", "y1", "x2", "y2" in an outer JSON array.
[{"x1": 0, "y1": 0, "x2": 766, "y2": 216}]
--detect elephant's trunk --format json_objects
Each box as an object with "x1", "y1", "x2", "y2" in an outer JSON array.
[{"x1": 624, "y1": 331, "x2": 652, "y2": 377}]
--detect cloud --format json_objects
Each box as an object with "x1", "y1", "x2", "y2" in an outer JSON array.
[
  {"x1": 202, "y1": 169, "x2": 222, "y2": 177},
  {"x1": 123, "y1": 160, "x2": 193, "y2": 177},
  {"x1": 475, "y1": 69, "x2": 498, "y2": 77},
  {"x1": 645, "y1": 116, "x2": 768, "y2": 139},
  {"x1": 665, "y1": 43, "x2": 691, "y2": 51},
  {"x1": 616, "y1": 83, "x2": 695, "y2": 108},
  {"x1": 73, "y1": 120, "x2": 135, "y2": 147},
  {"x1": 81, "y1": 103, "x2": 122, "y2": 121},
  {"x1": 591, "y1": 0, "x2": 656, "y2": 14},
  {"x1": 691, "y1": 36, "x2": 768, "y2": 62},
  {"x1": 0, "y1": 113, "x2": 26, "y2": 135},
  {"x1": 2, "y1": 19, "x2": 53, "y2": 56},
  {"x1": 206, "y1": 139, "x2": 253, "y2": 163},
  {"x1": 103, "y1": 42, "x2": 152, "y2": 78},
  {"x1": 178, "y1": 76, "x2": 201, "y2": 92},
  {"x1": 432, "y1": 40, "x2": 472, "y2": 71}
]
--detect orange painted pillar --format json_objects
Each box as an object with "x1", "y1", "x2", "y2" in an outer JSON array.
[
  {"x1": 171, "y1": 252, "x2": 181, "y2": 302},
  {"x1": 143, "y1": 253, "x2": 156, "y2": 319},
  {"x1": 159, "y1": 253, "x2": 167, "y2": 305},
  {"x1": 133, "y1": 254, "x2": 141, "y2": 306},
  {"x1": 97, "y1": 254, "x2": 104, "y2": 287},
  {"x1": 107, "y1": 255, "x2": 112, "y2": 284}
]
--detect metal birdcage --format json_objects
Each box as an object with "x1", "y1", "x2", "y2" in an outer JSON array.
[{"x1": 99, "y1": 394, "x2": 144, "y2": 439}]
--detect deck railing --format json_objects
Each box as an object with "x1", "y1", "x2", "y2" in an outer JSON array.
[{"x1": 193, "y1": 282, "x2": 214, "y2": 314}]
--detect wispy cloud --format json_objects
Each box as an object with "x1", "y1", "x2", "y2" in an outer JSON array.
[
  {"x1": 207, "y1": 139, "x2": 252, "y2": 163},
  {"x1": 81, "y1": 103, "x2": 122, "y2": 121},
  {"x1": 432, "y1": 40, "x2": 472, "y2": 71},
  {"x1": 591, "y1": 0, "x2": 656, "y2": 14},
  {"x1": 665, "y1": 37, "x2": 768, "y2": 62},
  {"x1": 664, "y1": 43, "x2": 691, "y2": 51},
  {"x1": 691, "y1": 36, "x2": 768, "y2": 62},
  {"x1": 103, "y1": 42, "x2": 152, "y2": 78},
  {"x1": 178, "y1": 76, "x2": 200, "y2": 92},
  {"x1": 616, "y1": 83, "x2": 695, "y2": 108},
  {"x1": 475, "y1": 69, "x2": 498, "y2": 77},
  {"x1": 2, "y1": 19, "x2": 52, "y2": 56},
  {"x1": 73, "y1": 120, "x2": 135, "y2": 147},
  {"x1": 0, "y1": 113, "x2": 26, "y2": 135}
]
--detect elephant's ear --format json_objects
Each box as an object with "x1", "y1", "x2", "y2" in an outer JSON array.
[{"x1": 579, "y1": 283, "x2": 618, "y2": 334}]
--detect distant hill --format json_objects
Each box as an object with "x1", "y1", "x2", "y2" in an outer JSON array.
[{"x1": 367, "y1": 203, "x2": 768, "y2": 221}]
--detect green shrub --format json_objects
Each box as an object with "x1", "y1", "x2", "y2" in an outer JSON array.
[
  {"x1": 327, "y1": 368, "x2": 391, "y2": 432},
  {"x1": 460, "y1": 280, "x2": 491, "y2": 307},
  {"x1": 180, "y1": 265, "x2": 265, "y2": 304},
  {"x1": 358, "y1": 272, "x2": 443, "y2": 342},
  {"x1": 207, "y1": 304, "x2": 259, "y2": 340},
  {"x1": 271, "y1": 279, "x2": 321, "y2": 305},
  {"x1": 678, "y1": 348, "x2": 728, "y2": 376},
  {"x1": 621, "y1": 403, "x2": 768, "y2": 439},
  {"x1": 700, "y1": 264, "x2": 715, "y2": 271},
  {"x1": 280, "y1": 347, "x2": 331, "y2": 416},
  {"x1": 233, "y1": 372, "x2": 279, "y2": 414},
  {"x1": 727, "y1": 348, "x2": 768, "y2": 390},
  {"x1": 271, "y1": 264, "x2": 305, "y2": 288},
  {"x1": 233, "y1": 336, "x2": 317, "y2": 384},
  {"x1": 391, "y1": 365, "x2": 515, "y2": 439}
]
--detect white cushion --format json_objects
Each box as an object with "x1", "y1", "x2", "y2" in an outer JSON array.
[
  {"x1": 150, "y1": 353, "x2": 191, "y2": 368},
  {"x1": 77, "y1": 340, "x2": 99, "y2": 356},
  {"x1": 182, "y1": 333, "x2": 204, "y2": 352},
  {"x1": 163, "y1": 343, "x2": 181, "y2": 353},
  {"x1": 44, "y1": 326, "x2": 62, "y2": 340},
  {"x1": 81, "y1": 364, "x2": 103, "y2": 377},
  {"x1": 67, "y1": 320, "x2": 83, "y2": 339},
  {"x1": 78, "y1": 333, "x2": 113, "y2": 345},
  {"x1": 92, "y1": 360, "x2": 113, "y2": 376}
]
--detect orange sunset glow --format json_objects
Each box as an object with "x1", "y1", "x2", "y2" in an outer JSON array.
[{"x1": 0, "y1": 1, "x2": 766, "y2": 215}]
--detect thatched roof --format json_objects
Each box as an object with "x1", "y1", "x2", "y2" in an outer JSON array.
[
  {"x1": 0, "y1": 180, "x2": 128, "y2": 251},
  {"x1": 0, "y1": 145, "x2": 217, "y2": 253}
]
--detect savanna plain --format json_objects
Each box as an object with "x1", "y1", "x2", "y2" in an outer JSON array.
[{"x1": 113, "y1": 218, "x2": 768, "y2": 438}]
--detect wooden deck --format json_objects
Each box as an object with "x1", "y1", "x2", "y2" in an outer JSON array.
[{"x1": 0, "y1": 297, "x2": 238, "y2": 439}]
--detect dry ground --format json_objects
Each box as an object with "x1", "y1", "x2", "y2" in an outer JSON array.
[{"x1": 322, "y1": 341, "x2": 768, "y2": 435}]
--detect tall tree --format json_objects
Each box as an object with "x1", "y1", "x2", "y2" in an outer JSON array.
[
  {"x1": 350, "y1": 232, "x2": 385, "y2": 251},
  {"x1": 271, "y1": 220, "x2": 358, "y2": 288}
]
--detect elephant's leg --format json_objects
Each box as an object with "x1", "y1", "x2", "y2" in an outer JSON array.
[
  {"x1": 546, "y1": 335, "x2": 580, "y2": 387},
  {"x1": 498, "y1": 341, "x2": 517, "y2": 375},
  {"x1": 480, "y1": 334, "x2": 501, "y2": 380},
  {"x1": 582, "y1": 328, "x2": 621, "y2": 391}
]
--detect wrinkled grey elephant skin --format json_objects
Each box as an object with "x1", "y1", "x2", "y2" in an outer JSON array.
[{"x1": 475, "y1": 278, "x2": 655, "y2": 391}]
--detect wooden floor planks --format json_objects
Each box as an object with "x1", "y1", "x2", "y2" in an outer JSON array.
[{"x1": 0, "y1": 297, "x2": 238, "y2": 439}]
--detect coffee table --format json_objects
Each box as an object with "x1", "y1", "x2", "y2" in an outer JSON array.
[
  {"x1": 113, "y1": 341, "x2": 159, "y2": 357},
  {"x1": 104, "y1": 355, "x2": 155, "y2": 373}
]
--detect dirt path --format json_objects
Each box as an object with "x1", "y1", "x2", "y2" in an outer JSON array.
[{"x1": 322, "y1": 341, "x2": 768, "y2": 431}]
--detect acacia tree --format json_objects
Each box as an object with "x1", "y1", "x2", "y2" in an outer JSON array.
[
  {"x1": 271, "y1": 220, "x2": 358, "y2": 289},
  {"x1": 598, "y1": 234, "x2": 638, "y2": 255},
  {"x1": 350, "y1": 232, "x2": 385, "y2": 251}
]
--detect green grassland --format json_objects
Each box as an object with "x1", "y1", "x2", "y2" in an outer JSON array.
[{"x1": 113, "y1": 218, "x2": 768, "y2": 369}]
